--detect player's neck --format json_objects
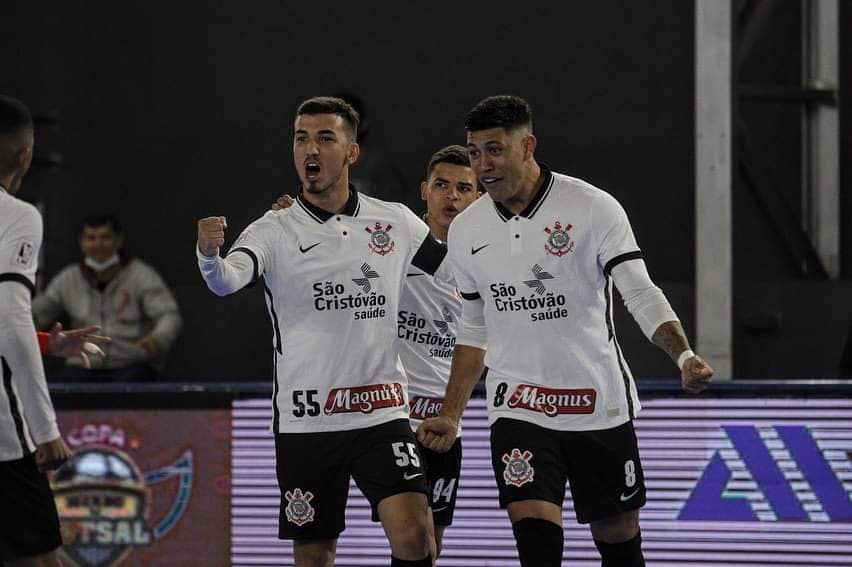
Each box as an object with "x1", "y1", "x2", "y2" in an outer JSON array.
[
  {"x1": 0, "y1": 174, "x2": 14, "y2": 195},
  {"x1": 424, "y1": 214, "x2": 448, "y2": 242},
  {"x1": 302, "y1": 180, "x2": 350, "y2": 215},
  {"x1": 503, "y1": 161, "x2": 542, "y2": 215}
]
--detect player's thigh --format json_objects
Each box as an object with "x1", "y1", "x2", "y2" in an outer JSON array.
[
  {"x1": 0, "y1": 454, "x2": 62, "y2": 564},
  {"x1": 351, "y1": 419, "x2": 429, "y2": 522},
  {"x1": 274, "y1": 432, "x2": 352, "y2": 540},
  {"x1": 419, "y1": 437, "x2": 462, "y2": 527},
  {"x1": 564, "y1": 420, "x2": 646, "y2": 525},
  {"x1": 490, "y1": 418, "x2": 568, "y2": 510}
]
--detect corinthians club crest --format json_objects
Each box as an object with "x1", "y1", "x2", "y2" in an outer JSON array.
[
  {"x1": 284, "y1": 488, "x2": 316, "y2": 526},
  {"x1": 543, "y1": 220, "x2": 574, "y2": 257},
  {"x1": 502, "y1": 448, "x2": 535, "y2": 487},
  {"x1": 365, "y1": 222, "x2": 395, "y2": 256}
]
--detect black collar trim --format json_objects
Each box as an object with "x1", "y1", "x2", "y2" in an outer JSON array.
[
  {"x1": 493, "y1": 164, "x2": 554, "y2": 222},
  {"x1": 296, "y1": 185, "x2": 360, "y2": 224}
]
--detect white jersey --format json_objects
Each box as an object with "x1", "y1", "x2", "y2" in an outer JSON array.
[
  {"x1": 0, "y1": 188, "x2": 60, "y2": 461},
  {"x1": 200, "y1": 188, "x2": 447, "y2": 433},
  {"x1": 447, "y1": 167, "x2": 643, "y2": 431},
  {"x1": 397, "y1": 263, "x2": 462, "y2": 430}
]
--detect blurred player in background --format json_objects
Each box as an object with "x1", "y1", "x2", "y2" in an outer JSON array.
[{"x1": 0, "y1": 94, "x2": 107, "y2": 567}]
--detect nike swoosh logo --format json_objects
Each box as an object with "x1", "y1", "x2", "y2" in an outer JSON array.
[
  {"x1": 471, "y1": 244, "x2": 490, "y2": 255},
  {"x1": 620, "y1": 487, "x2": 640, "y2": 502},
  {"x1": 403, "y1": 472, "x2": 423, "y2": 480},
  {"x1": 299, "y1": 242, "x2": 321, "y2": 253},
  {"x1": 432, "y1": 505, "x2": 449, "y2": 513}
]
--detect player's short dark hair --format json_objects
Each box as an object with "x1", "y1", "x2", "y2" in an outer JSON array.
[
  {"x1": 0, "y1": 95, "x2": 34, "y2": 175},
  {"x1": 296, "y1": 96, "x2": 360, "y2": 141},
  {"x1": 426, "y1": 145, "x2": 471, "y2": 179},
  {"x1": 80, "y1": 213, "x2": 123, "y2": 235},
  {"x1": 465, "y1": 95, "x2": 533, "y2": 133}
]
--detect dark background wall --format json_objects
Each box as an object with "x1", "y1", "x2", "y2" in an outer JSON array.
[{"x1": 1, "y1": 1, "x2": 849, "y2": 380}]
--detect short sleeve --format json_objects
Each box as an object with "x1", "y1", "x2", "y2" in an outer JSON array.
[
  {"x1": 0, "y1": 205, "x2": 42, "y2": 294},
  {"x1": 592, "y1": 192, "x2": 642, "y2": 275},
  {"x1": 400, "y1": 205, "x2": 447, "y2": 276},
  {"x1": 446, "y1": 220, "x2": 479, "y2": 299}
]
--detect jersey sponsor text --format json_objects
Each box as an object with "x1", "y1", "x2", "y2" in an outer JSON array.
[
  {"x1": 397, "y1": 310, "x2": 456, "y2": 358},
  {"x1": 324, "y1": 383, "x2": 405, "y2": 415},
  {"x1": 490, "y1": 281, "x2": 569, "y2": 322},
  {"x1": 409, "y1": 396, "x2": 444, "y2": 420},
  {"x1": 312, "y1": 280, "x2": 388, "y2": 320},
  {"x1": 506, "y1": 385, "x2": 596, "y2": 416}
]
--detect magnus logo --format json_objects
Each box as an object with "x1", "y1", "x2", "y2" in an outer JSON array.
[
  {"x1": 324, "y1": 383, "x2": 405, "y2": 415},
  {"x1": 523, "y1": 264, "x2": 554, "y2": 296},
  {"x1": 352, "y1": 263, "x2": 380, "y2": 293},
  {"x1": 679, "y1": 425, "x2": 852, "y2": 522},
  {"x1": 409, "y1": 396, "x2": 444, "y2": 420},
  {"x1": 507, "y1": 385, "x2": 596, "y2": 416}
]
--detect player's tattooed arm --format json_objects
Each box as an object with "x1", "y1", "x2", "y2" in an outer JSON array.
[
  {"x1": 652, "y1": 320, "x2": 714, "y2": 393},
  {"x1": 651, "y1": 320, "x2": 690, "y2": 364}
]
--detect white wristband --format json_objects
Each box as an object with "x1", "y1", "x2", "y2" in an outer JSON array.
[{"x1": 677, "y1": 349, "x2": 696, "y2": 371}]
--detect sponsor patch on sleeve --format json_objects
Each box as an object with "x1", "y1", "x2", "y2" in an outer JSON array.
[{"x1": 11, "y1": 239, "x2": 36, "y2": 268}]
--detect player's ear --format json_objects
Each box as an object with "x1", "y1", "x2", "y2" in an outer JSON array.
[
  {"x1": 420, "y1": 181, "x2": 428, "y2": 202},
  {"x1": 17, "y1": 144, "x2": 33, "y2": 173},
  {"x1": 347, "y1": 142, "x2": 360, "y2": 166},
  {"x1": 522, "y1": 134, "x2": 537, "y2": 161}
]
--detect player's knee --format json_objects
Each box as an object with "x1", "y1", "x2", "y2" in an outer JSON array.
[
  {"x1": 389, "y1": 519, "x2": 431, "y2": 558},
  {"x1": 293, "y1": 540, "x2": 335, "y2": 567},
  {"x1": 594, "y1": 530, "x2": 644, "y2": 567},
  {"x1": 590, "y1": 509, "x2": 640, "y2": 543},
  {"x1": 511, "y1": 517, "x2": 563, "y2": 567},
  {"x1": 432, "y1": 525, "x2": 447, "y2": 558}
]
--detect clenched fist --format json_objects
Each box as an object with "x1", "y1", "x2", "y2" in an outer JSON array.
[
  {"x1": 197, "y1": 216, "x2": 228, "y2": 257},
  {"x1": 417, "y1": 415, "x2": 459, "y2": 453},
  {"x1": 682, "y1": 354, "x2": 714, "y2": 394}
]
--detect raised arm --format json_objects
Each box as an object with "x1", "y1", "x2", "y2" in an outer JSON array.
[{"x1": 196, "y1": 216, "x2": 257, "y2": 296}]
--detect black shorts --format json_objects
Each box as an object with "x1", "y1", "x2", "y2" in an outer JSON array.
[
  {"x1": 0, "y1": 453, "x2": 63, "y2": 561},
  {"x1": 490, "y1": 418, "x2": 646, "y2": 524},
  {"x1": 419, "y1": 437, "x2": 462, "y2": 527},
  {"x1": 370, "y1": 436, "x2": 462, "y2": 525},
  {"x1": 275, "y1": 419, "x2": 428, "y2": 540}
]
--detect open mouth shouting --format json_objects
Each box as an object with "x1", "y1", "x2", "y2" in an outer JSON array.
[{"x1": 305, "y1": 161, "x2": 321, "y2": 182}]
